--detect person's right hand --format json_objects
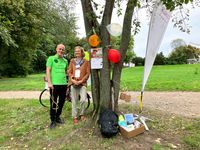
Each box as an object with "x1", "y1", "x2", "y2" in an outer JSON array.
[
  {"x1": 71, "y1": 79, "x2": 78, "y2": 85},
  {"x1": 48, "y1": 83, "x2": 54, "y2": 89},
  {"x1": 74, "y1": 80, "x2": 79, "y2": 85}
]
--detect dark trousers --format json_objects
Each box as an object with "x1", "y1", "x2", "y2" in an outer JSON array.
[{"x1": 50, "y1": 85, "x2": 67, "y2": 122}]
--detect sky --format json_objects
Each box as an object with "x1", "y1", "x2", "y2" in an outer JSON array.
[{"x1": 75, "y1": 1, "x2": 200, "y2": 57}]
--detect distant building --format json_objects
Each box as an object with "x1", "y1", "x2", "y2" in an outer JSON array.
[
  {"x1": 187, "y1": 43, "x2": 200, "y2": 64},
  {"x1": 189, "y1": 42, "x2": 200, "y2": 49},
  {"x1": 187, "y1": 56, "x2": 200, "y2": 64},
  {"x1": 187, "y1": 58, "x2": 198, "y2": 64},
  {"x1": 123, "y1": 63, "x2": 135, "y2": 67}
]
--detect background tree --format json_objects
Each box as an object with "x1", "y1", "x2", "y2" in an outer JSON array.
[
  {"x1": 29, "y1": 0, "x2": 79, "y2": 73},
  {"x1": 124, "y1": 49, "x2": 136, "y2": 64},
  {"x1": 168, "y1": 45, "x2": 200, "y2": 64},
  {"x1": 170, "y1": 38, "x2": 187, "y2": 50},
  {"x1": 0, "y1": 0, "x2": 48, "y2": 76},
  {"x1": 80, "y1": 0, "x2": 196, "y2": 119},
  {"x1": 0, "y1": 0, "x2": 77, "y2": 76},
  {"x1": 154, "y1": 52, "x2": 167, "y2": 65},
  {"x1": 132, "y1": 56, "x2": 144, "y2": 66},
  {"x1": 110, "y1": 36, "x2": 136, "y2": 64}
]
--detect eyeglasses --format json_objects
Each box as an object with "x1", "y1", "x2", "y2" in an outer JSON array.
[{"x1": 59, "y1": 48, "x2": 64, "y2": 51}]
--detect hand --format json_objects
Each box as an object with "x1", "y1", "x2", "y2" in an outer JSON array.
[
  {"x1": 48, "y1": 83, "x2": 54, "y2": 89},
  {"x1": 74, "y1": 81, "x2": 79, "y2": 85},
  {"x1": 72, "y1": 79, "x2": 78, "y2": 85},
  {"x1": 77, "y1": 80, "x2": 83, "y2": 85}
]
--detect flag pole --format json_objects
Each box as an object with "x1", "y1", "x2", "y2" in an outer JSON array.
[{"x1": 139, "y1": 91, "x2": 144, "y2": 113}]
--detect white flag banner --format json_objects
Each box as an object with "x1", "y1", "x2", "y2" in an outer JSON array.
[{"x1": 141, "y1": 2, "x2": 171, "y2": 92}]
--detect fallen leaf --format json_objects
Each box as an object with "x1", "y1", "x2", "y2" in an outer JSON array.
[
  {"x1": 168, "y1": 143, "x2": 177, "y2": 149},
  {"x1": 155, "y1": 138, "x2": 161, "y2": 143}
]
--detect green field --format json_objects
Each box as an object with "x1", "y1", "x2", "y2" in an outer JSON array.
[
  {"x1": 0, "y1": 73, "x2": 44, "y2": 91},
  {"x1": 0, "y1": 64, "x2": 199, "y2": 91},
  {"x1": 0, "y1": 99, "x2": 199, "y2": 149},
  {"x1": 121, "y1": 64, "x2": 200, "y2": 91}
]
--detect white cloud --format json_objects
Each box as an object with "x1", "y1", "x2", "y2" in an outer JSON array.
[
  {"x1": 135, "y1": 4, "x2": 200, "y2": 57},
  {"x1": 75, "y1": 1, "x2": 85, "y2": 37}
]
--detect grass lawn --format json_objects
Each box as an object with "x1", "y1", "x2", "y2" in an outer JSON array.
[
  {"x1": 0, "y1": 73, "x2": 44, "y2": 91},
  {"x1": 0, "y1": 64, "x2": 199, "y2": 91},
  {"x1": 0, "y1": 99, "x2": 199, "y2": 149},
  {"x1": 121, "y1": 64, "x2": 200, "y2": 91}
]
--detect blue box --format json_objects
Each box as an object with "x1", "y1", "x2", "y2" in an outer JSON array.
[{"x1": 124, "y1": 114, "x2": 134, "y2": 124}]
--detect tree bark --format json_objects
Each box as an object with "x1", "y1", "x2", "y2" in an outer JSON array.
[
  {"x1": 99, "y1": 0, "x2": 115, "y2": 110},
  {"x1": 112, "y1": 0, "x2": 136, "y2": 111},
  {"x1": 81, "y1": 0, "x2": 100, "y2": 116},
  {"x1": 81, "y1": 0, "x2": 136, "y2": 117}
]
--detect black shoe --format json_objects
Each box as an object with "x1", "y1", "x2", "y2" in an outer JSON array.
[
  {"x1": 56, "y1": 117, "x2": 64, "y2": 124},
  {"x1": 49, "y1": 121, "x2": 56, "y2": 129}
]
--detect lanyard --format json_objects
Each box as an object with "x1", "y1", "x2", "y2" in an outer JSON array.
[{"x1": 75, "y1": 58, "x2": 83, "y2": 69}]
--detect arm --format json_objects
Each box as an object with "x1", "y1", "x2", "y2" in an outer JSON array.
[
  {"x1": 46, "y1": 67, "x2": 53, "y2": 89},
  {"x1": 78, "y1": 61, "x2": 90, "y2": 84},
  {"x1": 67, "y1": 60, "x2": 73, "y2": 78},
  {"x1": 68, "y1": 59, "x2": 78, "y2": 85}
]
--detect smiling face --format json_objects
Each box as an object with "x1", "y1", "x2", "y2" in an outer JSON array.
[
  {"x1": 74, "y1": 47, "x2": 83, "y2": 58},
  {"x1": 56, "y1": 44, "x2": 65, "y2": 57}
]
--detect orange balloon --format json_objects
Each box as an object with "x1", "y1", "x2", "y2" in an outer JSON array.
[{"x1": 88, "y1": 34, "x2": 100, "y2": 47}]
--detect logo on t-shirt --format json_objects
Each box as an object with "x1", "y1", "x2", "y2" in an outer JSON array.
[{"x1": 54, "y1": 59, "x2": 58, "y2": 63}]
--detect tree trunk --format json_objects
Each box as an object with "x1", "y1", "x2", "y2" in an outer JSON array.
[
  {"x1": 81, "y1": 0, "x2": 100, "y2": 117},
  {"x1": 81, "y1": 0, "x2": 136, "y2": 119},
  {"x1": 112, "y1": 0, "x2": 136, "y2": 112},
  {"x1": 99, "y1": 0, "x2": 115, "y2": 110}
]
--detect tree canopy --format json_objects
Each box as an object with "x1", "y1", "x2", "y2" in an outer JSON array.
[
  {"x1": 171, "y1": 39, "x2": 187, "y2": 50},
  {"x1": 168, "y1": 44, "x2": 200, "y2": 64},
  {"x1": 0, "y1": 0, "x2": 78, "y2": 76}
]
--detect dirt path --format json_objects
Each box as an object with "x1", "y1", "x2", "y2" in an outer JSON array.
[
  {"x1": 0, "y1": 91, "x2": 199, "y2": 118},
  {"x1": 120, "y1": 91, "x2": 200, "y2": 118}
]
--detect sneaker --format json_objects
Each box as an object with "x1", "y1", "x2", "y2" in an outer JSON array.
[
  {"x1": 56, "y1": 117, "x2": 64, "y2": 124},
  {"x1": 73, "y1": 117, "x2": 78, "y2": 125},
  {"x1": 80, "y1": 115, "x2": 86, "y2": 121},
  {"x1": 49, "y1": 121, "x2": 56, "y2": 129}
]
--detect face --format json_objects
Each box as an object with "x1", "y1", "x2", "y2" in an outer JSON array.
[
  {"x1": 56, "y1": 45, "x2": 65, "y2": 57},
  {"x1": 74, "y1": 48, "x2": 83, "y2": 58}
]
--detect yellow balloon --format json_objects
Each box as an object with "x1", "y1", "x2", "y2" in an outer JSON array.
[{"x1": 84, "y1": 51, "x2": 90, "y2": 61}]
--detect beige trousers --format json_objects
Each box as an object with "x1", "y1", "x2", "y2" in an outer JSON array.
[{"x1": 71, "y1": 85, "x2": 87, "y2": 118}]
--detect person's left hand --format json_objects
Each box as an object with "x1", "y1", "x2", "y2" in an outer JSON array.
[{"x1": 77, "y1": 80, "x2": 83, "y2": 85}]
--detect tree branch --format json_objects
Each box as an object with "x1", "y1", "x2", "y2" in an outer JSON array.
[
  {"x1": 81, "y1": 0, "x2": 101, "y2": 116},
  {"x1": 112, "y1": 0, "x2": 136, "y2": 111},
  {"x1": 120, "y1": 0, "x2": 136, "y2": 58},
  {"x1": 81, "y1": 0, "x2": 100, "y2": 35}
]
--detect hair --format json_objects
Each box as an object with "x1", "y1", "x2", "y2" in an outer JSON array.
[
  {"x1": 74, "y1": 46, "x2": 85, "y2": 57},
  {"x1": 56, "y1": 44, "x2": 65, "y2": 50}
]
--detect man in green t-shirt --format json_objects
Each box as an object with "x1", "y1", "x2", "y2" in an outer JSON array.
[{"x1": 46, "y1": 44, "x2": 68, "y2": 129}]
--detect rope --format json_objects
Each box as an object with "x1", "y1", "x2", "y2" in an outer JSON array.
[
  {"x1": 50, "y1": 89, "x2": 59, "y2": 112},
  {"x1": 139, "y1": 91, "x2": 143, "y2": 113},
  {"x1": 44, "y1": 76, "x2": 59, "y2": 112}
]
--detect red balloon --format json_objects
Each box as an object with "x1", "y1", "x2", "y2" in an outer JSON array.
[{"x1": 108, "y1": 49, "x2": 121, "y2": 63}]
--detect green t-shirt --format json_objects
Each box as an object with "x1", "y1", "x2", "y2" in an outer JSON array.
[{"x1": 46, "y1": 54, "x2": 68, "y2": 85}]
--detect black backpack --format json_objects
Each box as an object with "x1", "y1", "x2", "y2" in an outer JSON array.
[{"x1": 98, "y1": 108, "x2": 119, "y2": 138}]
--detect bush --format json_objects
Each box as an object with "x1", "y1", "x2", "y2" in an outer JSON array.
[
  {"x1": 167, "y1": 45, "x2": 200, "y2": 65},
  {"x1": 132, "y1": 57, "x2": 144, "y2": 66},
  {"x1": 31, "y1": 50, "x2": 47, "y2": 73},
  {"x1": 154, "y1": 52, "x2": 167, "y2": 65}
]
